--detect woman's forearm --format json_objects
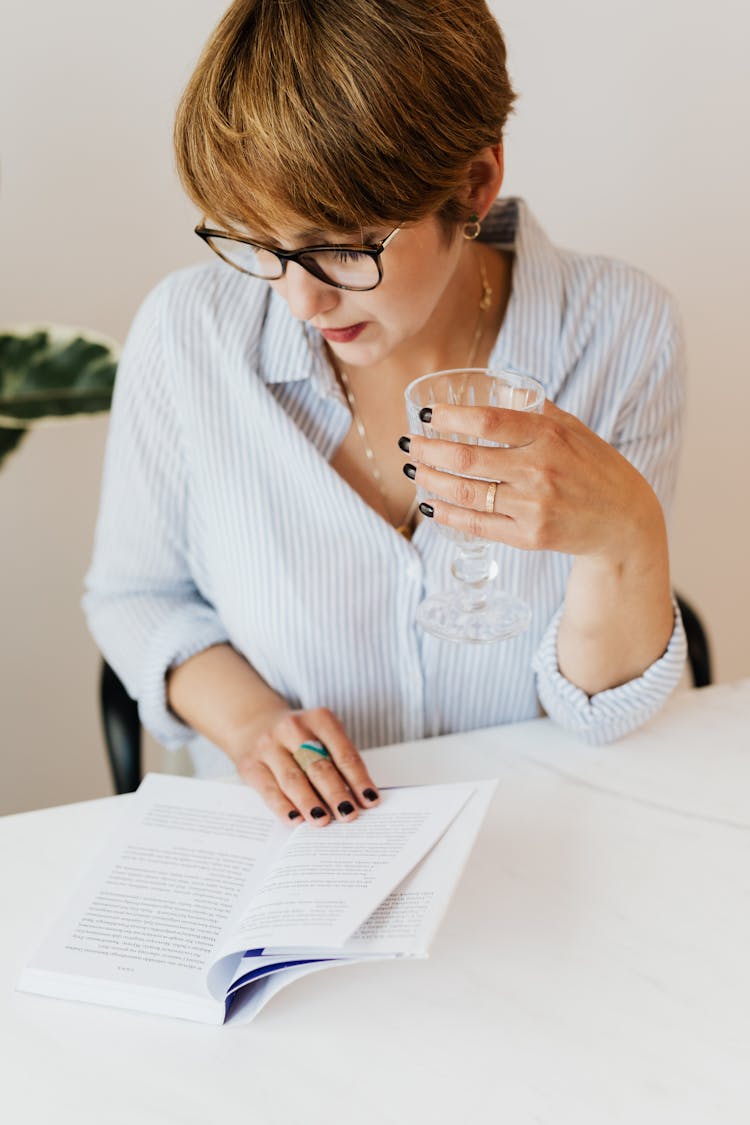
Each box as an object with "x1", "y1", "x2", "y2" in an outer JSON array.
[
  {"x1": 556, "y1": 497, "x2": 675, "y2": 696},
  {"x1": 166, "y1": 643, "x2": 289, "y2": 765}
]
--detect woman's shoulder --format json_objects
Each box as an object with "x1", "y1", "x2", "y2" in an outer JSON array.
[
  {"x1": 135, "y1": 261, "x2": 272, "y2": 349},
  {"x1": 510, "y1": 199, "x2": 677, "y2": 330},
  {"x1": 490, "y1": 198, "x2": 679, "y2": 349},
  {"x1": 559, "y1": 254, "x2": 684, "y2": 408},
  {"x1": 490, "y1": 200, "x2": 683, "y2": 414},
  {"x1": 114, "y1": 263, "x2": 282, "y2": 405},
  {"x1": 560, "y1": 245, "x2": 678, "y2": 330}
]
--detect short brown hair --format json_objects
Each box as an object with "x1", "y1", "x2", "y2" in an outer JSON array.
[{"x1": 174, "y1": 0, "x2": 516, "y2": 236}]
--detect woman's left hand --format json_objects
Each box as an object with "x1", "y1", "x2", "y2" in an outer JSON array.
[{"x1": 401, "y1": 400, "x2": 662, "y2": 564}]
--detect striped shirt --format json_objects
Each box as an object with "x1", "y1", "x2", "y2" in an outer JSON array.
[{"x1": 84, "y1": 198, "x2": 687, "y2": 774}]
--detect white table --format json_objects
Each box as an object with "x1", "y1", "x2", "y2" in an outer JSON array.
[{"x1": 3, "y1": 681, "x2": 750, "y2": 1124}]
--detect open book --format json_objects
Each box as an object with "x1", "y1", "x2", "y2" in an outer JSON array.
[{"x1": 18, "y1": 773, "x2": 496, "y2": 1024}]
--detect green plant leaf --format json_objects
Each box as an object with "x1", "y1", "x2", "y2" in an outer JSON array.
[
  {"x1": 0, "y1": 328, "x2": 119, "y2": 423},
  {"x1": 0, "y1": 426, "x2": 28, "y2": 469}
]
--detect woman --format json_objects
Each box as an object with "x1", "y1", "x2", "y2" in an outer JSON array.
[{"x1": 85, "y1": 0, "x2": 686, "y2": 825}]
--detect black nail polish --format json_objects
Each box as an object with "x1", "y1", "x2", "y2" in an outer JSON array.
[
  {"x1": 398, "y1": 435, "x2": 411, "y2": 453},
  {"x1": 418, "y1": 502, "x2": 434, "y2": 518},
  {"x1": 311, "y1": 806, "x2": 327, "y2": 819},
  {"x1": 337, "y1": 801, "x2": 355, "y2": 816},
  {"x1": 363, "y1": 788, "x2": 379, "y2": 802},
  {"x1": 419, "y1": 407, "x2": 433, "y2": 423},
  {"x1": 403, "y1": 463, "x2": 417, "y2": 480},
  {"x1": 288, "y1": 810, "x2": 301, "y2": 820}
]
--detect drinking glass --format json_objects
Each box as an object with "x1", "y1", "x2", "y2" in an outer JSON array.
[{"x1": 405, "y1": 367, "x2": 545, "y2": 643}]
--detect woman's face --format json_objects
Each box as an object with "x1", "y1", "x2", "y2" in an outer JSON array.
[{"x1": 267, "y1": 214, "x2": 467, "y2": 369}]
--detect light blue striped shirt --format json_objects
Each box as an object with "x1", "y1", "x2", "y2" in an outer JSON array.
[{"x1": 84, "y1": 199, "x2": 687, "y2": 769}]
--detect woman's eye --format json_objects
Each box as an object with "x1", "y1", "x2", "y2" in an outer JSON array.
[{"x1": 331, "y1": 249, "x2": 366, "y2": 264}]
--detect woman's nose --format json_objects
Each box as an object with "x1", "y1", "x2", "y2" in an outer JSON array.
[{"x1": 278, "y1": 262, "x2": 339, "y2": 323}]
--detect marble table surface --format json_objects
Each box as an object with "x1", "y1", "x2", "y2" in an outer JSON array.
[{"x1": 2, "y1": 680, "x2": 749, "y2": 1124}]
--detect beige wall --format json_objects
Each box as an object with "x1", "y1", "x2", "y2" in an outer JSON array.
[{"x1": 2, "y1": 1, "x2": 748, "y2": 814}]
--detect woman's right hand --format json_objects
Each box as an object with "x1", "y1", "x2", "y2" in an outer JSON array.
[
  {"x1": 227, "y1": 706, "x2": 381, "y2": 826},
  {"x1": 166, "y1": 646, "x2": 378, "y2": 826}
]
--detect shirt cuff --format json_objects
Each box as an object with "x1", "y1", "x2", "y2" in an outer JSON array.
[
  {"x1": 531, "y1": 596, "x2": 687, "y2": 744},
  {"x1": 138, "y1": 605, "x2": 231, "y2": 750}
]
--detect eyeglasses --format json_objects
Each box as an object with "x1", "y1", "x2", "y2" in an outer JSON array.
[{"x1": 194, "y1": 223, "x2": 401, "y2": 292}]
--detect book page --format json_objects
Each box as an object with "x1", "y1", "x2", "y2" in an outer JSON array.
[
  {"x1": 341, "y1": 780, "x2": 497, "y2": 955},
  {"x1": 18, "y1": 774, "x2": 286, "y2": 1020},
  {"x1": 226, "y1": 959, "x2": 359, "y2": 1025},
  {"x1": 217, "y1": 783, "x2": 496, "y2": 1021},
  {"x1": 265, "y1": 781, "x2": 497, "y2": 959},
  {"x1": 212, "y1": 783, "x2": 474, "y2": 960}
]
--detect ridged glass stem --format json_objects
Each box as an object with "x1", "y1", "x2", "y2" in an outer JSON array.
[{"x1": 451, "y1": 540, "x2": 493, "y2": 612}]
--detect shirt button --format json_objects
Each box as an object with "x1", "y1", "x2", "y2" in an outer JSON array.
[{"x1": 406, "y1": 562, "x2": 421, "y2": 581}]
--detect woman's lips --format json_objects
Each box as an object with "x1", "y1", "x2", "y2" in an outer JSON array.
[{"x1": 319, "y1": 322, "x2": 367, "y2": 343}]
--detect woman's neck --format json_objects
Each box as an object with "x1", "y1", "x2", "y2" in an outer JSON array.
[{"x1": 351, "y1": 243, "x2": 513, "y2": 390}]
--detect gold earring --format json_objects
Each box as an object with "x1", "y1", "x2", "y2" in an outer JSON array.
[{"x1": 462, "y1": 212, "x2": 481, "y2": 240}]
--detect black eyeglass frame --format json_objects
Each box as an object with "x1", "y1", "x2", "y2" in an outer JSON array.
[{"x1": 194, "y1": 224, "x2": 401, "y2": 292}]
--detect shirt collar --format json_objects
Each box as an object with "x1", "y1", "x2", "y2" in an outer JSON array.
[
  {"x1": 257, "y1": 288, "x2": 343, "y2": 400},
  {"x1": 483, "y1": 197, "x2": 567, "y2": 400}
]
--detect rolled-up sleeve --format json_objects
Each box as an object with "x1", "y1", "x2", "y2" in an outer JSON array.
[
  {"x1": 532, "y1": 598, "x2": 687, "y2": 744},
  {"x1": 532, "y1": 287, "x2": 688, "y2": 743},
  {"x1": 83, "y1": 278, "x2": 229, "y2": 749}
]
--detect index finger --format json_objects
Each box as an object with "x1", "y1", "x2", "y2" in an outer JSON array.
[
  {"x1": 304, "y1": 708, "x2": 381, "y2": 808},
  {"x1": 416, "y1": 404, "x2": 544, "y2": 446}
]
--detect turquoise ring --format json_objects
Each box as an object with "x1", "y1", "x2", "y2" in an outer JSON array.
[{"x1": 293, "y1": 741, "x2": 331, "y2": 773}]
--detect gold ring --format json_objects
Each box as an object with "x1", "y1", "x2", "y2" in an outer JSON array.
[
  {"x1": 293, "y1": 741, "x2": 331, "y2": 775},
  {"x1": 485, "y1": 481, "x2": 498, "y2": 513}
]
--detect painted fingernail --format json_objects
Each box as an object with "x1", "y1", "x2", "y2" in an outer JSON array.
[
  {"x1": 418, "y1": 502, "x2": 434, "y2": 517},
  {"x1": 337, "y1": 801, "x2": 355, "y2": 816},
  {"x1": 419, "y1": 407, "x2": 432, "y2": 423},
  {"x1": 288, "y1": 810, "x2": 301, "y2": 820},
  {"x1": 403, "y1": 463, "x2": 417, "y2": 480},
  {"x1": 398, "y1": 435, "x2": 411, "y2": 453},
  {"x1": 363, "y1": 788, "x2": 379, "y2": 802},
  {"x1": 311, "y1": 806, "x2": 327, "y2": 819}
]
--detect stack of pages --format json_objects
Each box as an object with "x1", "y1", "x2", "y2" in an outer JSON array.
[{"x1": 18, "y1": 773, "x2": 495, "y2": 1024}]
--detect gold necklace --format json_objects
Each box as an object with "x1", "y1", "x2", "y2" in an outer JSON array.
[
  {"x1": 338, "y1": 365, "x2": 420, "y2": 537},
  {"x1": 338, "y1": 250, "x2": 493, "y2": 540},
  {"x1": 466, "y1": 251, "x2": 494, "y2": 368}
]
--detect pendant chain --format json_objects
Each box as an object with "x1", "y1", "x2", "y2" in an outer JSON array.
[{"x1": 338, "y1": 250, "x2": 493, "y2": 540}]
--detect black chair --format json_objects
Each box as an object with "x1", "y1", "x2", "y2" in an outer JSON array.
[
  {"x1": 675, "y1": 593, "x2": 712, "y2": 689},
  {"x1": 100, "y1": 661, "x2": 142, "y2": 795},
  {"x1": 98, "y1": 595, "x2": 712, "y2": 795}
]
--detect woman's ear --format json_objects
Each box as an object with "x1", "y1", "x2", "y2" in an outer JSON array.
[{"x1": 465, "y1": 144, "x2": 504, "y2": 220}]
